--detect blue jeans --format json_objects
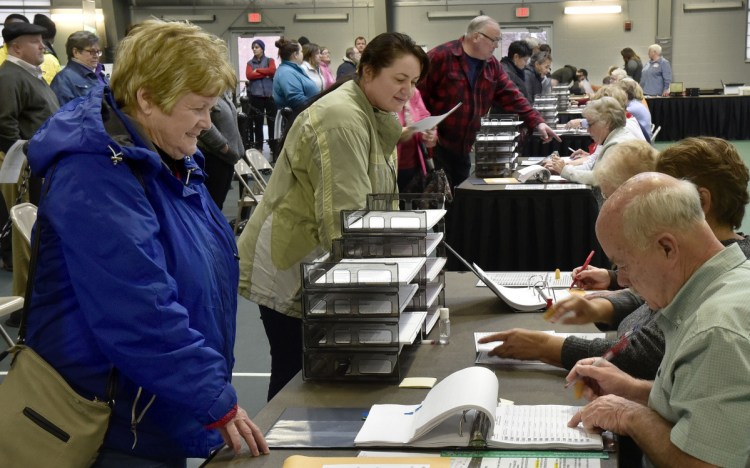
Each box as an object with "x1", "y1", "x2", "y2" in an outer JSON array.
[{"x1": 92, "y1": 448, "x2": 187, "y2": 468}]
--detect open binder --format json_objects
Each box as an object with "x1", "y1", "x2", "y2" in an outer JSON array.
[{"x1": 354, "y1": 367, "x2": 603, "y2": 450}]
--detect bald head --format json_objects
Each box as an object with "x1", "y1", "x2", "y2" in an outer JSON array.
[
  {"x1": 599, "y1": 173, "x2": 705, "y2": 249},
  {"x1": 597, "y1": 172, "x2": 724, "y2": 309}
]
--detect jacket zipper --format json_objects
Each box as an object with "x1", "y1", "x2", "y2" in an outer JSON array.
[{"x1": 23, "y1": 407, "x2": 70, "y2": 443}]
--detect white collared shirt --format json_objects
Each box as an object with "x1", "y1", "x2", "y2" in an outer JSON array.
[{"x1": 6, "y1": 54, "x2": 44, "y2": 81}]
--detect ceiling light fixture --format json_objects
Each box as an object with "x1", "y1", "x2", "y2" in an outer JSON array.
[{"x1": 564, "y1": 5, "x2": 622, "y2": 14}]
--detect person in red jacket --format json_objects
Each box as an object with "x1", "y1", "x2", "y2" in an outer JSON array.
[
  {"x1": 417, "y1": 15, "x2": 559, "y2": 187},
  {"x1": 245, "y1": 39, "x2": 277, "y2": 153}
]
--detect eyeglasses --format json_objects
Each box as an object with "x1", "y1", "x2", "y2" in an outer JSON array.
[
  {"x1": 477, "y1": 31, "x2": 500, "y2": 44},
  {"x1": 83, "y1": 48, "x2": 103, "y2": 57}
]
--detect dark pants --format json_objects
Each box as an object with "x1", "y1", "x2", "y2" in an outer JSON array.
[
  {"x1": 431, "y1": 144, "x2": 471, "y2": 188},
  {"x1": 249, "y1": 96, "x2": 276, "y2": 149},
  {"x1": 397, "y1": 167, "x2": 419, "y2": 193},
  {"x1": 202, "y1": 156, "x2": 234, "y2": 211},
  {"x1": 259, "y1": 305, "x2": 303, "y2": 401}
]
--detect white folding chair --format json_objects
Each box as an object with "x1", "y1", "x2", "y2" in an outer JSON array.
[
  {"x1": 233, "y1": 160, "x2": 264, "y2": 235},
  {"x1": 0, "y1": 203, "x2": 36, "y2": 346},
  {"x1": 9, "y1": 202, "x2": 36, "y2": 246},
  {"x1": 244, "y1": 149, "x2": 273, "y2": 190},
  {"x1": 651, "y1": 125, "x2": 662, "y2": 142}
]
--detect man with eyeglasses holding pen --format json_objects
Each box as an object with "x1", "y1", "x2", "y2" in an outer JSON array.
[
  {"x1": 417, "y1": 15, "x2": 559, "y2": 188},
  {"x1": 566, "y1": 173, "x2": 750, "y2": 468}
]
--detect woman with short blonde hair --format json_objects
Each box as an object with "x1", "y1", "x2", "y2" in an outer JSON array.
[{"x1": 27, "y1": 19, "x2": 268, "y2": 465}]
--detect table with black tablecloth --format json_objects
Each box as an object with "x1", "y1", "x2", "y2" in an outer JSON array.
[
  {"x1": 647, "y1": 95, "x2": 750, "y2": 141},
  {"x1": 445, "y1": 178, "x2": 605, "y2": 272}
]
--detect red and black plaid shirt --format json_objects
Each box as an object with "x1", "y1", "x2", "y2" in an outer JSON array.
[{"x1": 417, "y1": 38, "x2": 544, "y2": 157}]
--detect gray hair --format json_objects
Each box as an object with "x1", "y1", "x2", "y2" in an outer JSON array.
[
  {"x1": 618, "y1": 78, "x2": 645, "y2": 100},
  {"x1": 610, "y1": 68, "x2": 627, "y2": 81},
  {"x1": 594, "y1": 141, "x2": 658, "y2": 196},
  {"x1": 524, "y1": 37, "x2": 540, "y2": 49},
  {"x1": 583, "y1": 96, "x2": 626, "y2": 131},
  {"x1": 648, "y1": 44, "x2": 662, "y2": 55},
  {"x1": 466, "y1": 16, "x2": 497, "y2": 36},
  {"x1": 529, "y1": 50, "x2": 551, "y2": 66},
  {"x1": 65, "y1": 30, "x2": 99, "y2": 60},
  {"x1": 622, "y1": 177, "x2": 705, "y2": 250}
]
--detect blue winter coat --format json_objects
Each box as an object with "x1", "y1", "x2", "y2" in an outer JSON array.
[
  {"x1": 25, "y1": 86, "x2": 239, "y2": 459},
  {"x1": 272, "y1": 60, "x2": 318, "y2": 111},
  {"x1": 50, "y1": 60, "x2": 105, "y2": 105}
]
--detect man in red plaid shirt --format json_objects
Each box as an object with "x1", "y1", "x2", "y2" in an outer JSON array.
[{"x1": 418, "y1": 16, "x2": 559, "y2": 186}]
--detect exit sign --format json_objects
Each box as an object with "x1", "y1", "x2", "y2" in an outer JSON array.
[
  {"x1": 248, "y1": 12, "x2": 262, "y2": 23},
  {"x1": 515, "y1": 6, "x2": 530, "y2": 17}
]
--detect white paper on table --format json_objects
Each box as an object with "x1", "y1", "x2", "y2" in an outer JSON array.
[{"x1": 408, "y1": 102, "x2": 462, "y2": 133}]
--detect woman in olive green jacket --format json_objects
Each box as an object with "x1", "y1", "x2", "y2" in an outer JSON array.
[{"x1": 237, "y1": 32, "x2": 429, "y2": 400}]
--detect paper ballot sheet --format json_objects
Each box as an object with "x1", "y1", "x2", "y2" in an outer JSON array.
[{"x1": 408, "y1": 103, "x2": 462, "y2": 133}]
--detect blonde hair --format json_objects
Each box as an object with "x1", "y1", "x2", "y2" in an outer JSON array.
[
  {"x1": 583, "y1": 95, "x2": 626, "y2": 130},
  {"x1": 622, "y1": 178, "x2": 704, "y2": 251},
  {"x1": 618, "y1": 78, "x2": 645, "y2": 100},
  {"x1": 594, "y1": 141, "x2": 658, "y2": 196},
  {"x1": 110, "y1": 19, "x2": 236, "y2": 115}
]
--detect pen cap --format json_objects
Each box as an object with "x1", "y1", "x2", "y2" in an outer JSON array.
[{"x1": 439, "y1": 307, "x2": 450, "y2": 320}]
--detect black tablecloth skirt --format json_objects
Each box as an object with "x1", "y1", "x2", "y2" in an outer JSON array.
[
  {"x1": 445, "y1": 183, "x2": 605, "y2": 272},
  {"x1": 648, "y1": 95, "x2": 750, "y2": 141}
]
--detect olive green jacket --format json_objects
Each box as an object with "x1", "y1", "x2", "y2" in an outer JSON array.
[{"x1": 237, "y1": 80, "x2": 401, "y2": 318}]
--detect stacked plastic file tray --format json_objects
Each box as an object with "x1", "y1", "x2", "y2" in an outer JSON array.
[
  {"x1": 532, "y1": 95, "x2": 558, "y2": 126},
  {"x1": 300, "y1": 261, "x2": 407, "y2": 382},
  {"x1": 550, "y1": 86, "x2": 571, "y2": 111},
  {"x1": 474, "y1": 114, "x2": 522, "y2": 178},
  {"x1": 299, "y1": 194, "x2": 447, "y2": 382}
]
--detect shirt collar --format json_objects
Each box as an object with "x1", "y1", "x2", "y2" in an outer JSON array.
[
  {"x1": 659, "y1": 244, "x2": 746, "y2": 325},
  {"x1": 6, "y1": 55, "x2": 44, "y2": 80}
]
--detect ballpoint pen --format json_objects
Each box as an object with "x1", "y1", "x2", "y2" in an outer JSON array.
[
  {"x1": 566, "y1": 326, "x2": 640, "y2": 399},
  {"x1": 570, "y1": 250, "x2": 596, "y2": 288}
]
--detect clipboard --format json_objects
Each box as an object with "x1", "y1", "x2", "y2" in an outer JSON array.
[{"x1": 443, "y1": 242, "x2": 547, "y2": 312}]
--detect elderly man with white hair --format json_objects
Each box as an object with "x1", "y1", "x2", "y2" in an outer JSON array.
[
  {"x1": 567, "y1": 172, "x2": 750, "y2": 468},
  {"x1": 640, "y1": 44, "x2": 672, "y2": 96}
]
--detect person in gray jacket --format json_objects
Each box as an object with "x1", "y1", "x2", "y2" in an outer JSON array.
[{"x1": 198, "y1": 91, "x2": 244, "y2": 209}]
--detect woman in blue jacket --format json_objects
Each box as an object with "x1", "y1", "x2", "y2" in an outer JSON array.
[
  {"x1": 272, "y1": 38, "x2": 319, "y2": 117},
  {"x1": 26, "y1": 20, "x2": 268, "y2": 466}
]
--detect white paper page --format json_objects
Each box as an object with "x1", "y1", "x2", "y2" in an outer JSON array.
[
  {"x1": 474, "y1": 331, "x2": 555, "y2": 353},
  {"x1": 425, "y1": 232, "x2": 444, "y2": 256},
  {"x1": 481, "y1": 458, "x2": 601, "y2": 468},
  {"x1": 424, "y1": 282, "x2": 444, "y2": 309},
  {"x1": 0, "y1": 139, "x2": 27, "y2": 183},
  {"x1": 340, "y1": 257, "x2": 426, "y2": 285},
  {"x1": 324, "y1": 465, "x2": 430, "y2": 468},
  {"x1": 473, "y1": 264, "x2": 546, "y2": 312},
  {"x1": 477, "y1": 271, "x2": 573, "y2": 288},
  {"x1": 408, "y1": 102, "x2": 462, "y2": 133},
  {"x1": 399, "y1": 311, "x2": 427, "y2": 345},
  {"x1": 412, "y1": 367, "x2": 498, "y2": 440},
  {"x1": 504, "y1": 184, "x2": 545, "y2": 190},
  {"x1": 546, "y1": 183, "x2": 589, "y2": 190},
  {"x1": 355, "y1": 404, "x2": 422, "y2": 444},
  {"x1": 490, "y1": 405, "x2": 603, "y2": 450},
  {"x1": 474, "y1": 352, "x2": 563, "y2": 371},
  {"x1": 425, "y1": 257, "x2": 447, "y2": 282},
  {"x1": 348, "y1": 210, "x2": 447, "y2": 230}
]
